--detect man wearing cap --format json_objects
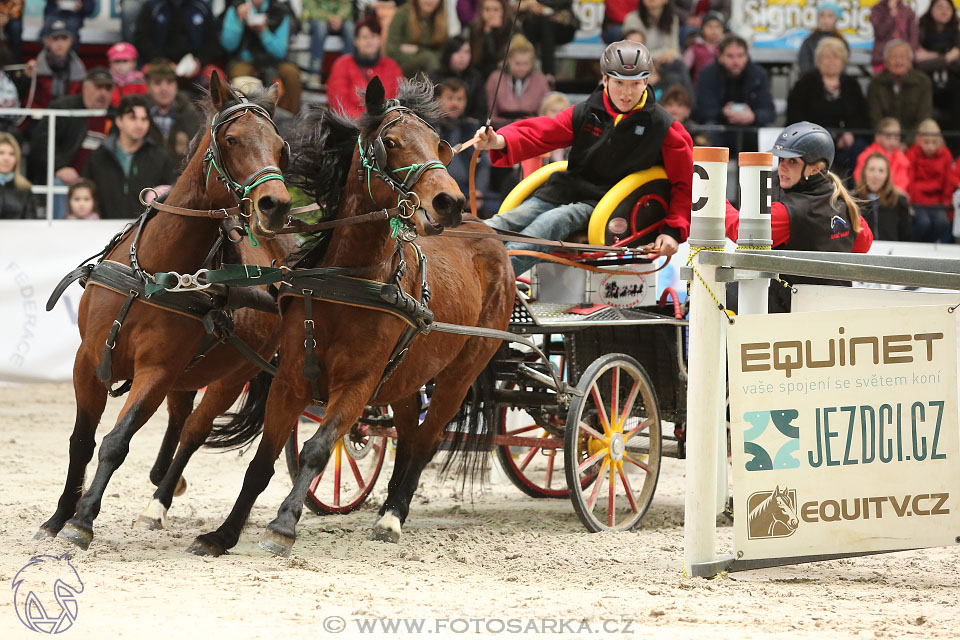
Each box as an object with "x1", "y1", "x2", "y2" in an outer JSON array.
[
  {"x1": 24, "y1": 19, "x2": 85, "y2": 109},
  {"x1": 28, "y1": 66, "x2": 113, "y2": 217},
  {"x1": 41, "y1": 0, "x2": 94, "y2": 44},
  {"x1": 144, "y1": 58, "x2": 201, "y2": 168},
  {"x1": 107, "y1": 42, "x2": 147, "y2": 107},
  {"x1": 475, "y1": 40, "x2": 693, "y2": 276}
]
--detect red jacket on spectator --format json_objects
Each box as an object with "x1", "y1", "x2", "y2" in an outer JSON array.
[
  {"x1": 30, "y1": 50, "x2": 85, "y2": 110},
  {"x1": 854, "y1": 141, "x2": 911, "y2": 193},
  {"x1": 111, "y1": 77, "x2": 148, "y2": 108},
  {"x1": 325, "y1": 53, "x2": 403, "y2": 118},
  {"x1": 604, "y1": 0, "x2": 637, "y2": 26},
  {"x1": 905, "y1": 143, "x2": 957, "y2": 206}
]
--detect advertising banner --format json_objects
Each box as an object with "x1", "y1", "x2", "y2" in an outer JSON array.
[
  {"x1": 0, "y1": 220, "x2": 133, "y2": 384},
  {"x1": 728, "y1": 305, "x2": 960, "y2": 562}
]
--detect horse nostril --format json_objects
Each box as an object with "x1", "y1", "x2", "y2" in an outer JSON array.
[
  {"x1": 433, "y1": 192, "x2": 464, "y2": 216},
  {"x1": 258, "y1": 195, "x2": 278, "y2": 213}
]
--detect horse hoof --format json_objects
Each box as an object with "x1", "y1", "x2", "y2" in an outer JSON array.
[
  {"x1": 173, "y1": 476, "x2": 188, "y2": 497},
  {"x1": 260, "y1": 530, "x2": 295, "y2": 557},
  {"x1": 186, "y1": 535, "x2": 225, "y2": 557},
  {"x1": 371, "y1": 513, "x2": 401, "y2": 543},
  {"x1": 134, "y1": 500, "x2": 168, "y2": 531},
  {"x1": 57, "y1": 522, "x2": 93, "y2": 550},
  {"x1": 33, "y1": 528, "x2": 57, "y2": 540}
]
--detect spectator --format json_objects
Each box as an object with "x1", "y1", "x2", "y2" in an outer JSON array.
[
  {"x1": 661, "y1": 84, "x2": 707, "y2": 145},
  {"x1": 905, "y1": 118, "x2": 955, "y2": 242},
  {"x1": 469, "y1": 0, "x2": 513, "y2": 77},
  {"x1": 83, "y1": 95, "x2": 174, "y2": 219},
  {"x1": 519, "y1": 91, "x2": 571, "y2": 176},
  {"x1": 0, "y1": 53, "x2": 20, "y2": 139},
  {"x1": 457, "y1": 0, "x2": 479, "y2": 26},
  {"x1": 107, "y1": 42, "x2": 147, "y2": 107},
  {"x1": 623, "y1": 0, "x2": 691, "y2": 91},
  {"x1": 386, "y1": 0, "x2": 448, "y2": 77},
  {"x1": 220, "y1": 0, "x2": 301, "y2": 113},
  {"x1": 28, "y1": 67, "x2": 113, "y2": 218},
  {"x1": 692, "y1": 34, "x2": 775, "y2": 152},
  {"x1": 42, "y1": 0, "x2": 94, "y2": 44},
  {"x1": 855, "y1": 152, "x2": 911, "y2": 241},
  {"x1": 786, "y1": 37, "x2": 869, "y2": 181},
  {"x1": 603, "y1": 0, "x2": 636, "y2": 43},
  {"x1": 870, "y1": 0, "x2": 918, "y2": 73},
  {"x1": 65, "y1": 179, "x2": 99, "y2": 219},
  {"x1": 430, "y1": 36, "x2": 487, "y2": 121},
  {"x1": 326, "y1": 15, "x2": 403, "y2": 118},
  {"x1": 798, "y1": 3, "x2": 849, "y2": 74},
  {"x1": 854, "y1": 117, "x2": 911, "y2": 191},
  {"x1": 23, "y1": 20, "x2": 85, "y2": 110},
  {"x1": 232, "y1": 74, "x2": 295, "y2": 136},
  {"x1": 143, "y1": 59, "x2": 202, "y2": 168},
  {"x1": 674, "y1": 0, "x2": 732, "y2": 27},
  {"x1": 435, "y1": 79, "x2": 496, "y2": 215},
  {"x1": 303, "y1": 0, "x2": 354, "y2": 88},
  {"x1": 915, "y1": 0, "x2": 960, "y2": 131},
  {"x1": 134, "y1": 0, "x2": 222, "y2": 82},
  {"x1": 867, "y1": 39, "x2": 933, "y2": 138},
  {"x1": 120, "y1": 0, "x2": 144, "y2": 43},
  {"x1": 0, "y1": 0, "x2": 24, "y2": 62},
  {"x1": 485, "y1": 34, "x2": 550, "y2": 129},
  {"x1": 518, "y1": 0, "x2": 580, "y2": 78},
  {"x1": 0, "y1": 132, "x2": 33, "y2": 218},
  {"x1": 683, "y1": 11, "x2": 724, "y2": 84}
]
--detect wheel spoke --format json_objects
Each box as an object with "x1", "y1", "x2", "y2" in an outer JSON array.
[
  {"x1": 611, "y1": 367, "x2": 620, "y2": 428},
  {"x1": 505, "y1": 423, "x2": 541, "y2": 436},
  {"x1": 577, "y1": 448, "x2": 608, "y2": 473},
  {"x1": 623, "y1": 453, "x2": 650, "y2": 473},
  {"x1": 618, "y1": 466, "x2": 639, "y2": 513},
  {"x1": 333, "y1": 440, "x2": 343, "y2": 507},
  {"x1": 608, "y1": 461, "x2": 616, "y2": 527},
  {"x1": 578, "y1": 421, "x2": 605, "y2": 442},
  {"x1": 347, "y1": 450, "x2": 365, "y2": 487},
  {"x1": 618, "y1": 380, "x2": 641, "y2": 426},
  {"x1": 586, "y1": 458, "x2": 609, "y2": 511},
  {"x1": 623, "y1": 417, "x2": 653, "y2": 443},
  {"x1": 545, "y1": 452, "x2": 556, "y2": 489},
  {"x1": 309, "y1": 469, "x2": 323, "y2": 493},
  {"x1": 590, "y1": 382, "x2": 611, "y2": 434},
  {"x1": 518, "y1": 445, "x2": 540, "y2": 471}
]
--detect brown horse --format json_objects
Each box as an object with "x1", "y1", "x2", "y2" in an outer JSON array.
[
  {"x1": 186, "y1": 77, "x2": 514, "y2": 557},
  {"x1": 38, "y1": 74, "x2": 293, "y2": 549}
]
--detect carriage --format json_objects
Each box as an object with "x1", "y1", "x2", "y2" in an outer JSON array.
[{"x1": 284, "y1": 160, "x2": 691, "y2": 533}]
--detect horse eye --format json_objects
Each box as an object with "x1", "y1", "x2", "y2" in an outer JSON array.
[
  {"x1": 225, "y1": 136, "x2": 239, "y2": 146},
  {"x1": 384, "y1": 139, "x2": 398, "y2": 149}
]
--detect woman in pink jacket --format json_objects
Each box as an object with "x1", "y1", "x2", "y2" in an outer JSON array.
[
  {"x1": 870, "y1": 0, "x2": 919, "y2": 72},
  {"x1": 326, "y1": 15, "x2": 403, "y2": 118},
  {"x1": 485, "y1": 33, "x2": 550, "y2": 129}
]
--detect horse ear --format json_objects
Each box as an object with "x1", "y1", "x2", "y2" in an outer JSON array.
[
  {"x1": 364, "y1": 76, "x2": 385, "y2": 114},
  {"x1": 266, "y1": 82, "x2": 281, "y2": 107},
  {"x1": 210, "y1": 71, "x2": 227, "y2": 111}
]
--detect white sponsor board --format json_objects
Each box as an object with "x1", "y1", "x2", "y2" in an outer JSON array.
[
  {"x1": 728, "y1": 305, "x2": 960, "y2": 561},
  {"x1": 0, "y1": 220, "x2": 134, "y2": 384}
]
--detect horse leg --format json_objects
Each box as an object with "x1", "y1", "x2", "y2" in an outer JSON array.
[
  {"x1": 57, "y1": 369, "x2": 176, "y2": 549},
  {"x1": 149, "y1": 391, "x2": 196, "y2": 495},
  {"x1": 135, "y1": 381, "x2": 245, "y2": 531},
  {"x1": 260, "y1": 386, "x2": 371, "y2": 557},
  {"x1": 35, "y1": 354, "x2": 108, "y2": 539},
  {"x1": 187, "y1": 377, "x2": 308, "y2": 557},
  {"x1": 371, "y1": 396, "x2": 422, "y2": 543}
]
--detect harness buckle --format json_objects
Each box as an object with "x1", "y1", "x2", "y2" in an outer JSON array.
[
  {"x1": 239, "y1": 197, "x2": 253, "y2": 218},
  {"x1": 243, "y1": 264, "x2": 263, "y2": 279}
]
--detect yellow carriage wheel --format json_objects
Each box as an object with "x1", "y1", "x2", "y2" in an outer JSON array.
[
  {"x1": 587, "y1": 166, "x2": 669, "y2": 246},
  {"x1": 498, "y1": 162, "x2": 567, "y2": 214}
]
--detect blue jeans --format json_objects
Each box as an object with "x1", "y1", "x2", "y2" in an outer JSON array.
[
  {"x1": 310, "y1": 19, "x2": 355, "y2": 74},
  {"x1": 4, "y1": 17, "x2": 22, "y2": 62},
  {"x1": 912, "y1": 205, "x2": 952, "y2": 243},
  {"x1": 485, "y1": 196, "x2": 594, "y2": 275}
]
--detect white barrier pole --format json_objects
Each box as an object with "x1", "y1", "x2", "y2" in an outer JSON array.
[
  {"x1": 46, "y1": 113, "x2": 56, "y2": 221},
  {"x1": 737, "y1": 152, "x2": 774, "y2": 315},
  {"x1": 684, "y1": 147, "x2": 728, "y2": 576}
]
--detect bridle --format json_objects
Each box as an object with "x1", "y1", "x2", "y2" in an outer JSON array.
[{"x1": 357, "y1": 101, "x2": 452, "y2": 219}]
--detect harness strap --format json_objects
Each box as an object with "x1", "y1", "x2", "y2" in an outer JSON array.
[
  {"x1": 301, "y1": 290, "x2": 323, "y2": 403},
  {"x1": 147, "y1": 199, "x2": 241, "y2": 219},
  {"x1": 96, "y1": 289, "x2": 139, "y2": 394},
  {"x1": 441, "y1": 227, "x2": 634, "y2": 253},
  {"x1": 506, "y1": 249, "x2": 671, "y2": 276},
  {"x1": 274, "y1": 207, "x2": 396, "y2": 235}
]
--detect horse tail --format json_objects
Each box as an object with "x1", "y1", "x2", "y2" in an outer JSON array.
[
  {"x1": 204, "y1": 364, "x2": 275, "y2": 450},
  {"x1": 438, "y1": 367, "x2": 496, "y2": 489}
]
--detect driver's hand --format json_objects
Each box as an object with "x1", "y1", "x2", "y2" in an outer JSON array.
[
  {"x1": 474, "y1": 126, "x2": 506, "y2": 151},
  {"x1": 652, "y1": 234, "x2": 679, "y2": 257}
]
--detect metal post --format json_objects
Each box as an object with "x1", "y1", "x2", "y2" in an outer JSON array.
[
  {"x1": 46, "y1": 113, "x2": 56, "y2": 221},
  {"x1": 736, "y1": 152, "x2": 774, "y2": 315},
  {"x1": 684, "y1": 147, "x2": 729, "y2": 577}
]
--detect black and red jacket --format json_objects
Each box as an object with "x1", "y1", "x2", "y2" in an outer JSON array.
[{"x1": 489, "y1": 85, "x2": 694, "y2": 242}]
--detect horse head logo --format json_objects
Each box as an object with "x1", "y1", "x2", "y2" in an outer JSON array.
[
  {"x1": 747, "y1": 486, "x2": 799, "y2": 540},
  {"x1": 830, "y1": 215, "x2": 850, "y2": 235},
  {"x1": 12, "y1": 553, "x2": 84, "y2": 634}
]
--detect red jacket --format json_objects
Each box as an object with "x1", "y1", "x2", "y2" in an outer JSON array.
[
  {"x1": 604, "y1": 0, "x2": 636, "y2": 24},
  {"x1": 725, "y1": 201, "x2": 874, "y2": 253},
  {"x1": 326, "y1": 53, "x2": 404, "y2": 118},
  {"x1": 489, "y1": 96, "x2": 694, "y2": 241},
  {"x1": 854, "y1": 142, "x2": 910, "y2": 193},
  {"x1": 111, "y1": 80, "x2": 148, "y2": 108},
  {"x1": 905, "y1": 144, "x2": 957, "y2": 206}
]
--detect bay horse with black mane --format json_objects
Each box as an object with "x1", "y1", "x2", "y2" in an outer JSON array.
[
  {"x1": 186, "y1": 77, "x2": 514, "y2": 557},
  {"x1": 38, "y1": 73, "x2": 294, "y2": 549}
]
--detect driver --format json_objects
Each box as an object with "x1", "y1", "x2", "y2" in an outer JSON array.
[{"x1": 474, "y1": 40, "x2": 693, "y2": 276}]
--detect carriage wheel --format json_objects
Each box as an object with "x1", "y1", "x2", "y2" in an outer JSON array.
[
  {"x1": 494, "y1": 385, "x2": 569, "y2": 499},
  {"x1": 284, "y1": 407, "x2": 387, "y2": 515},
  {"x1": 564, "y1": 354, "x2": 662, "y2": 532}
]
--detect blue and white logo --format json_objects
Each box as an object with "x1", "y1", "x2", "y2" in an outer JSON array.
[{"x1": 12, "y1": 553, "x2": 84, "y2": 634}]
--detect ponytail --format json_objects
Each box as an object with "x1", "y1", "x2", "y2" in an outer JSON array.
[{"x1": 826, "y1": 170, "x2": 862, "y2": 233}]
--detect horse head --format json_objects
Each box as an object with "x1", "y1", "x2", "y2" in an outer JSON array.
[
  {"x1": 206, "y1": 71, "x2": 291, "y2": 240},
  {"x1": 771, "y1": 485, "x2": 799, "y2": 530},
  {"x1": 357, "y1": 76, "x2": 463, "y2": 235}
]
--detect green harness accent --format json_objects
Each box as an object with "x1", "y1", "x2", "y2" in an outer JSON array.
[
  {"x1": 244, "y1": 223, "x2": 259, "y2": 247},
  {"x1": 356, "y1": 135, "x2": 447, "y2": 203},
  {"x1": 147, "y1": 264, "x2": 285, "y2": 296}
]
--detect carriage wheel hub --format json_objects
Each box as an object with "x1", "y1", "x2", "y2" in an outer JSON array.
[{"x1": 609, "y1": 433, "x2": 625, "y2": 461}]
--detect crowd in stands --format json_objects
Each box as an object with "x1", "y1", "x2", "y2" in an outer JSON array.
[{"x1": 0, "y1": 0, "x2": 959, "y2": 244}]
